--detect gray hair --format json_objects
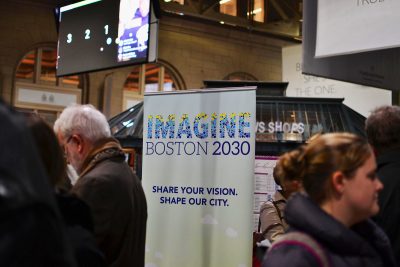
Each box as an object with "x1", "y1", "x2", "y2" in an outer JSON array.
[
  {"x1": 54, "y1": 104, "x2": 111, "y2": 142},
  {"x1": 365, "y1": 105, "x2": 400, "y2": 154}
]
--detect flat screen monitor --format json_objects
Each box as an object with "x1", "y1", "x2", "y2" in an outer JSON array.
[{"x1": 56, "y1": 0, "x2": 158, "y2": 76}]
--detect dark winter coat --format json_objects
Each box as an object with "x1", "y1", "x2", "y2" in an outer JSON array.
[
  {"x1": 56, "y1": 192, "x2": 106, "y2": 267},
  {"x1": 262, "y1": 193, "x2": 396, "y2": 267},
  {"x1": 0, "y1": 101, "x2": 76, "y2": 267},
  {"x1": 72, "y1": 139, "x2": 147, "y2": 267},
  {"x1": 374, "y1": 149, "x2": 400, "y2": 266}
]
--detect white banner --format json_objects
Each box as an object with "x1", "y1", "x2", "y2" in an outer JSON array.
[
  {"x1": 316, "y1": 0, "x2": 400, "y2": 57},
  {"x1": 283, "y1": 45, "x2": 391, "y2": 117},
  {"x1": 142, "y1": 88, "x2": 256, "y2": 267}
]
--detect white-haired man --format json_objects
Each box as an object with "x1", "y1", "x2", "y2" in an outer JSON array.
[{"x1": 54, "y1": 104, "x2": 147, "y2": 267}]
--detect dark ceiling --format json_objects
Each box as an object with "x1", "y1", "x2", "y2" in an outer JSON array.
[{"x1": 16, "y1": 0, "x2": 303, "y2": 40}]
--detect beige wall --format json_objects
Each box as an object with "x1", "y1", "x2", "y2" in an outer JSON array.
[
  {"x1": 0, "y1": 0, "x2": 296, "y2": 118},
  {"x1": 159, "y1": 17, "x2": 289, "y2": 89},
  {"x1": 0, "y1": 1, "x2": 58, "y2": 103}
]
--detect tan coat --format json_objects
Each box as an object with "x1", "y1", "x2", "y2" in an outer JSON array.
[
  {"x1": 259, "y1": 191, "x2": 288, "y2": 243},
  {"x1": 72, "y1": 138, "x2": 147, "y2": 267}
]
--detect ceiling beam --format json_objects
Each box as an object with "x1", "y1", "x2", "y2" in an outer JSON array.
[{"x1": 269, "y1": 0, "x2": 289, "y2": 20}]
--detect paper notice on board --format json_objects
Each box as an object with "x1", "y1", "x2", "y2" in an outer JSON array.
[
  {"x1": 315, "y1": 0, "x2": 400, "y2": 58},
  {"x1": 253, "y1": 156, "x2": 278, "y2": 231}
]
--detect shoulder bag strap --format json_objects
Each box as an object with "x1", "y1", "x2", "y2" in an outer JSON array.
[
  {"x1": 259, "y1": 200, "x2": 284, "y2": 235},
  {"x1": 269, "y1": 231, "x2": 330, "y2": 267},
  {"x1": 271, "y1": 199, "x2": 286, "y2": 222}
]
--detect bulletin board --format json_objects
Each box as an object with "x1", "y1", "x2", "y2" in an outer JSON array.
[{"x1": 253, "y1": 155, "x2": 279, "y2": 232}]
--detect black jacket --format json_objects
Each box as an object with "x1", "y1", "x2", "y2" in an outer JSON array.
[
  {"x1": 57, "y1": 193, "x2": 106, "y2": 267},
  {"x1": 0, "y1": 101, "x2": 76, "y2": 267},
  {"x1": 262, "y1": 193, "x2": 396, "y2": 267},
  {"x1": 374, "y1": 149, "x2": 400, "y2": 266}
]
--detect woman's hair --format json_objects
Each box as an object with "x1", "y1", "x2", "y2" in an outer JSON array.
[
  {"x1": 53, "y1": 104, "x2": 111, "y2": 143},
  {"x1": 299, "y1": 133, "x2": 372, "y2": 204},
  {"x1": 26, "y1": 115, "x2": 67, "y2": 188},
  {"x1": 274, "y1": 146, "x2": 305, "y2": 188}
]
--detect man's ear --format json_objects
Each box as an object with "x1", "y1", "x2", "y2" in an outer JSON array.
[
  {"x1": 331, "y1": 171, "x2": 346, "y2": 195},
  {"x1": 72, "y1": 134, "x2": 84, "y2": 153}
]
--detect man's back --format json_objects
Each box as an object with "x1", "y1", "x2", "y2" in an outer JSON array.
[
  {"x1": 366, "y1": 105, "x2": 400, "y2": 266},
  {"x1": 374, "y1": 149, "x2": 400, "y2": 265},
  {"x1": 72, "y1": 145, "x2": 147, "y2": 267}
]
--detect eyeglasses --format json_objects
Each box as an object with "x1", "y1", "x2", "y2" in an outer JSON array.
[
  {"x1": 61, "y1": 135, "x2": 73, "y2": 159},
  {"x1": 65, "y1": 135, "x2": 73, "y2": 145}
]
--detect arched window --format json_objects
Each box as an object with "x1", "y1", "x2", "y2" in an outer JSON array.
[
  {"x1": 14, "y1": 46, "x2": 86, "y2": 124},
  {"x1": 223, "y1": 72, "x2": 258, "y2": 81},
  {"x1": 123, "y1": 60, "x2": 185, "y2": 109}
]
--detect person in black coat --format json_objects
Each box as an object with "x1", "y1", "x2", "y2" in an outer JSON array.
[
  {"x1": 0, "y1": 100, "x2": 76, "y2": 267},
  {"x1": 262, "y1": 133, "x2": 396, "y2": 267},
  {"x1": 26, "y1": 114, "x2": 106, "y2": 267},
  {"x1": 366, "y1": 105, "x2": 400, "y2": 266}
]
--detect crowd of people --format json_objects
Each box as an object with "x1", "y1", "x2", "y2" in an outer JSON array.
[
  {"x1": 0, "y1": 100, "x2": 147, "y2": 267},
  {"x1": 1, "y1": 97, "x2": 400, "y2": 267}
]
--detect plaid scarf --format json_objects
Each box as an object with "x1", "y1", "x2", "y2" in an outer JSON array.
[{"x1": 79, "y1": 137, "x2": 124, "y2": 177}]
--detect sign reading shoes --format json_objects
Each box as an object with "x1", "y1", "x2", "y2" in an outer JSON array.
[{"x1": 256, "y1": 121, "x2": 305, "y2": 134}]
